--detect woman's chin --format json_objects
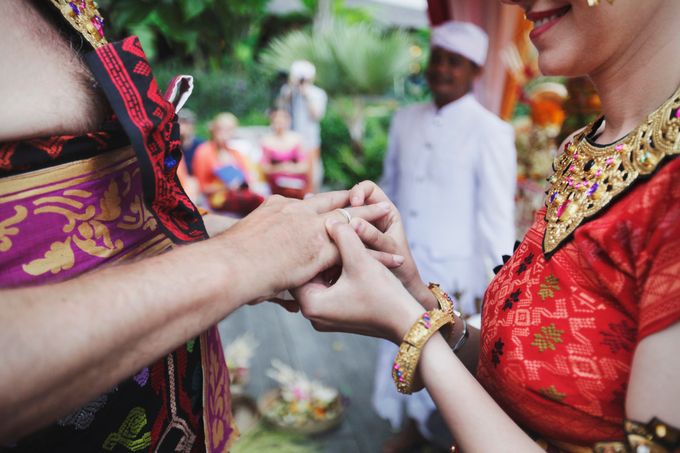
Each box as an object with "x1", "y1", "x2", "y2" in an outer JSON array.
[{"x1": 537, "y1": 52, "x2": 585, "y2": 78}]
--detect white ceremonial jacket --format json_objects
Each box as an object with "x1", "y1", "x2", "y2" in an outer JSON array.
[{"x1": 381, "y1": 94, "x2": 516, "y2": 313}]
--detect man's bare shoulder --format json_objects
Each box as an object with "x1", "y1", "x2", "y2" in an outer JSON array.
[{"x1": 0, "y1": 0, "x2": 106, "y2": 142}]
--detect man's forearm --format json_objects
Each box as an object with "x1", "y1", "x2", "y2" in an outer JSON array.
[{"x1": 0, "y1": 235, "x2": 253, "y2": 442}]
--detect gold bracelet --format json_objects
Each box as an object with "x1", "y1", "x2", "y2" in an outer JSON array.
[
  {"x1": 428, "y1": 282, "x2": 455, "y2": 312},
  {"x1": 428, "y1": 282, "x2": 457, "y2": 342},
  {"x1": 392, "y1": 307, "x2": 454, "y2": 394}
]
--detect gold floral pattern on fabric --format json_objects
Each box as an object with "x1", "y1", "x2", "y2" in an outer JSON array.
[
  {"x1": 531, "y1": 324, "x2": 565, "y2": 352},
  {"x1": 117, "y1": 169, "x2": 158, "y2": 232},
  {"x1": 0, "y1": 206, "x2": 27, "y2": 252},
  {"x1": 538, "y1": 274, "x2": 560, "y2": 300},
  {"x1": 23, "y1": 238, "x2": 75, "y2": 275},
  {"x1": 544, "y1": 86, "x2": 680, "y2": 255},
  {"x1": 21, "y1": 173, "x2": 157, "y2": 276},
  {"x1": 539, "y1": 385, "x2": 566, "y2": 402}
]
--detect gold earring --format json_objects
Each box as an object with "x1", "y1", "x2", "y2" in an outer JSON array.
[{"x1": 587, "y1": 0, "x2": 615, "y2": 6}]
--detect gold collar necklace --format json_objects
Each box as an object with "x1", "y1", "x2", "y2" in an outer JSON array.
[{"x1": 543, "y1": 85, "x2": 680, "y2": 255}]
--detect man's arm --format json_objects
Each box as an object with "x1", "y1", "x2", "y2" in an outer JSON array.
[{"x1": 0, "y1": 193, "x2": 390, "y2": 442}]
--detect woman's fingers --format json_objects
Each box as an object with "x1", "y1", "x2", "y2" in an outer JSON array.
[
  {"x1": 344, "y1": 202, "x2": 391, "y2": 223},
  {"x1": 325, "y1": 220, "x2": 369, "y2": 276},
  {"x1": 367, "y1": 249, "x2": 405, "y2": 268},
  {"x1": 352, "y1": 217, "x2": 398, "y2": 253},
  {"x1": 349, "y1": 180, "x2": 387, "y2": 207}
]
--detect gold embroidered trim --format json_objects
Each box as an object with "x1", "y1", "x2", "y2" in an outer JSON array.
[
  {"x1": 0, "y1": 146, "x2": 134, "y2": 202},
  {"x1": 544, "y1": 86, "x2": 680, "y2": 254},
  {"x1": 48, "y1": 0, "x2": 108, "y2": 49}
]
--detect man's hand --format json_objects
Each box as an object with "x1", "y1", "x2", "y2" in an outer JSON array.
[{"x1": 219, "y1": 191, "x2": 394, "y2": 303}]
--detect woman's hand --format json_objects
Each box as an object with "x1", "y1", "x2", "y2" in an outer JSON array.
[
  {"x1": 348, "y1": 181, "x2": 435, "y2": 308},
  {"x1": 294, "y1": 219, "x2": 426, "y2": 344}
]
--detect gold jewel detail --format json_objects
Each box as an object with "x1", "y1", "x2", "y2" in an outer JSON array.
[
  {"x1": 622, "y1": 417, "x2": 680, "y2": 452},
  {"x1": 587, "y1": 0, "x2": 615, "y2": 6},
  {"x1": 48, "y1": 0, "x2": 108, "y2": 49},
  {"x1": 544, "y1": 85, "x2": 680, "y2": 255}
]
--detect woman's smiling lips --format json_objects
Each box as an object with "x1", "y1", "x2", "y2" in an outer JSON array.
[{"x1": 527, "y1": 5, "x2": 571, "y2": 42}]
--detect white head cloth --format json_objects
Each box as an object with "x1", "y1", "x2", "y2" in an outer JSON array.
[
  {"x1": 290, "y1": 60, "x2": 316, "y2": 81},
  {"x1": 430, "y1": 21, "x2": 488, "y2": 67}
]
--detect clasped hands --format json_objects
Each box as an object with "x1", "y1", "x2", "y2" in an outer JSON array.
[{"x1": 229, "y1": 181, "x2": 433, "y2": 345}]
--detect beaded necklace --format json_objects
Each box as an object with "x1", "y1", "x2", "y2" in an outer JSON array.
[{"x1": 543, "y1": 85, "x2": 680, "y2": 255}]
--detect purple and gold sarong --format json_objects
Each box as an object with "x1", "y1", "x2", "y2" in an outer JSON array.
[
  {"x1": 0, "y1": 146, "x2": 237, "y2": 452},
  {"x1": 0, "y1": 35, "x2": 237, "y2": 452}
]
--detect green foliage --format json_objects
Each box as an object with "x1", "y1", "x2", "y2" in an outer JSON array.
[
  {"x1": 98, "y1": 0, "x2": 269, "y2": 68},
  {"x1": 260, "y1": 20, "x2": 413, "y2": 97},
  {"x1": 321, "y1": 105, "x2": 393, "y2": 189},
  {"x1": 153, "y1": 62, "x2": 272, "y2": 128}
]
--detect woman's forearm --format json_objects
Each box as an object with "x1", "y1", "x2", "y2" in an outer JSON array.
[
  {"x1": 0, "y1": 236, "x2": 253, "y2": 441},
  {"x1": 418, "y1": 334, "x2": 541, "y2": 452}
]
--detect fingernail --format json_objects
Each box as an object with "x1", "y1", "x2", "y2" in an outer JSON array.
[
  {"x1": 353, "y1": 220, "x2": 363, "y2": 233},
  {"x1": 326, "y1": 217, "x2": 340, "y2": 227},
  {"x1": 304, "y1": 193, "x2": 315, "y2": 200},
  {"x1": 378, "y1": 201, "x2": 390, "y2": 210},
  {"x1": 393, "y1": 255, "x2": 405, "y2": 265}
]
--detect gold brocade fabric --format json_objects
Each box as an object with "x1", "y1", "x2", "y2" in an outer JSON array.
[{"x1": 544, "y1": 86, "x2": 680, "y2": 255}]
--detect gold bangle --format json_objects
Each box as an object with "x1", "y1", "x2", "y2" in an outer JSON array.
[
  {"x1": 392, "y1": 308, "x2": 454, "y2": 394},
  {"x1": 428, "y1": 282, "x2": 456, "y2": 342},
  {"x1": 428, "y1": 282, "x2": 455, "y2": 313}
]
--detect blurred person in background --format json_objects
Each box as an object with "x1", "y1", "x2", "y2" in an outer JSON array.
[
  {"x1": 372, "y1": 21, "x2": 517, "y2": 453},
  {"x1": 175, "y1": 109, "x2": 203, "y2": 203},
  {"x1": 192, "y1": 112, "x2": 264, "y2": 216},
  {"x1": 261, "y1": 108, "x2": 310, "y2": 199},
  {"x1": 178, "y1": 108, "x2": 204, "y2": 176},
  {"x1": 277, "y1": 60, "x2": 328, "y2": 192}
]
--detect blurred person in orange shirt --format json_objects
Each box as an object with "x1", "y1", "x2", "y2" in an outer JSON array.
[{"x1": 193, "y1": 113, "x2": 263, "y2": 215}]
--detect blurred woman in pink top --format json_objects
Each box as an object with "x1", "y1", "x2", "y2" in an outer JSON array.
[{"x1": 261, "y1": 109, "x2": 311, "y2": 199}]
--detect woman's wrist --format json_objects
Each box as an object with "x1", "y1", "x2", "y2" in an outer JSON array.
[
  {"x1": 391, "y1": 294, "x2": 427, "y2": 344},
  {"x1": 407, "y1": 279, "x2": 436, "y2": 310}
]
